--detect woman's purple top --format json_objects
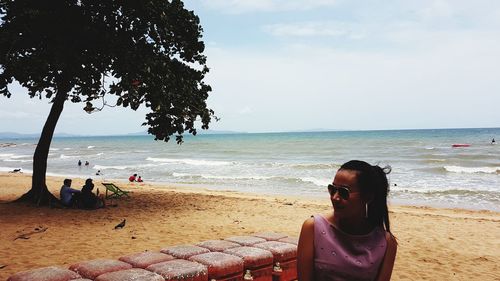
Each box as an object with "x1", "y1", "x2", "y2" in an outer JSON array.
[{"x1": 313, "y1": 215, "x2": 387, "y2": 281}]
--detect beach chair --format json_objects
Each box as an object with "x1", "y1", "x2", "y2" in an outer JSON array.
[{"x1": 102, "y1": 182, "x2": 131, "y2": 199}]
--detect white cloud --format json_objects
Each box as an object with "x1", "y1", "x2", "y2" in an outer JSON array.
[
  {"x1": 199, "y1": 0, "x2": 338, "y2": 13},
  {"x1": 205, "y1": 29, "x2": 500, "y2": 132},
  {"x1": 264, "y1": 22, "x2": 349, "y2": 37}
]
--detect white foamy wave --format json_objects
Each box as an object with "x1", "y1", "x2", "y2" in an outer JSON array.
[
  {"x1": 4, "y1": 159, "x2": 32, "y2": 163},
  {"x1": 96, "y1": 153, "x2": 104, "y2": 156},
  {"x1": 425, "y1": 147, "x2": 435, "y2": 150},
  {"x1": 49, "y1": 148, "x2": 60, "y2": 151},
  {"x1": 87, "y1": 146, "x2": 95, "y2": 149},
  {"x1": 444, "y1": 165, "x2": 500, "y2": 174},
  {"x1": 146, "y1": 157, "x2": 231, "y2": 166},
  {"x1": 0, "y1": 153, "x2": 15, "y2": 158},
  {"x1": 93, "y1": 163, "x2": 159, "y2": 170},
  {"x1": 172, "y1": 172, "x2": 272, "y2": 180},
  {"x1": 300, "y1": 177, "x2": 330, "y2": 187},
  {"x1": 0, "y1": 166, "x2": 19, "y2": 172},
  {"x1": 10, "y1": 154, "x2": 31, "y2": 159},
  {"x1": 60, "y1": 154, "x2": 79, "y2": 159},
  {"x1": 291, "y1": 163, "x2": 338, "y2": 169},
  {"x1": 93, "y1": 165, "x2": 129, "y2": 170},
  {"x1": 63, "y1": 148, "x2": 71, "y2": 150}
]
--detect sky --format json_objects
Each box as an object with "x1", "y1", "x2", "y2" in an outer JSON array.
[{"x1": 1, "y1": 0, "x2": 500, "y2": 135}]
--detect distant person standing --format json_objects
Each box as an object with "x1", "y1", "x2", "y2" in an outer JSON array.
[
  {"x1": 492, "y1": 138, "x2": 496, "y2": 144},
  {"x1": 85, "y1": 161, "x2": 89, "y2": 167},
  {"x1": 78, "y1": 160, "x2": 82, "y2": 166},
  {"x1": 59, "y1": 179, "x2": 80, "y2": 207},
  {"x1": 129, "y1": 173, "x2": 137, "y2": 182},
  {"x1": 96, "y1": 170, "x2": 102, "y2": 176}
]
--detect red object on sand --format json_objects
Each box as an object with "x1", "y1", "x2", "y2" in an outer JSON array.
[
  {"x1": 119, "y1": 251, "x2": 175, "y2": 269},
  {"x1": 95, "y1": 268, "x2": 164, "y2": 281},
  {"x1": 189, "y1": 252, "x2": 244, "y2": 280},
  {"x1": 253, "y1": 241, "x2": 298, "y2": 281},
  {"x1": 452, "y1": 144, "x2": 471, "y2": 148},
  {"x1": 146, "y1": 259, "x2": 208, "y2": 281},
  {"x1": 69, "y1": 259, "x2": 132, "y2": 280},
  {"x1": 224, "y1": 246, "x2": 274, "y2": 281},
  {"x1": 7, "y1": 266, "x2": 81, "y2": 281}
]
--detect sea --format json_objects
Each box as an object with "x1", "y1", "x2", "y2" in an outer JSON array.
[{"x1": 1, "y1": 128, "x2": 499, "y2": 211}]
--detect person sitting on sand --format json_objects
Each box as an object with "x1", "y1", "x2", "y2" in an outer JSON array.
[
  {"x1": 129, "y1": 173, "x2": 137, "y2": 182},
  {"x1": 137, "y1": 176, "x2": 143, "y2": 182},
  {"x1": 80, "y1": 178, "x2": 104, "y2": 209},
  {"x1": 59, "y1": 179, "x2": 81, "y2": 207},
  {"x1": 297, "y1": 160, "x2": 397, "y2": 281}
]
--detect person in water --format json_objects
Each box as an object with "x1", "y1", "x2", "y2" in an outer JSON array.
[{"x1": 297, "y1": 160, "x2": 397, "y2": 281}]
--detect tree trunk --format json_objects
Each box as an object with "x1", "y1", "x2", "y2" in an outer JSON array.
[{"x1": 16, "y1": 90, "x2": 68, "y2": 206}]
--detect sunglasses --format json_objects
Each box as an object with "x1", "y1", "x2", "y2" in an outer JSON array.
[{"x1": 327, "y1": 184, "x2": 358, "y2": 200}]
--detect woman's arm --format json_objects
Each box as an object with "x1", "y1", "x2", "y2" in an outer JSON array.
[
  {"x1": 376, "y1": 232, "x2": 398, "y2": 281},
  {"x1": 297, "y1": 217, "x2": 315, "y2": 281}
]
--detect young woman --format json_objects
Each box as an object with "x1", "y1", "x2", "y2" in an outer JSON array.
[{"x1": 297, "y1": 160, "x2": 397, "y2": 281}]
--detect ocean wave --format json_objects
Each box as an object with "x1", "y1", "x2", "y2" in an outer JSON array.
[
  {"x1": 291, "y1": 163, "x2": 338, "y2": 170},
  {"x1": 299, "y1": 177, "x2": 330, "y2": 186},
  {"x1": 60, "y1": 154, "x2": 79, "y2": 159},
  {"x1": 93, "y1": 163, "x2": 159, "y2": 170},
  {"x1": 170, "y1": 172, "x2": 330, "y2": 187},
  {"x1": 10, "y1": 154, "x2": 32, "y2": 159},
  {"x1": 392, "y1": 188, "x2": 500, "y2": 198},
  {"x1": 444, "y1": 165, "x2": 499, "y2": 174},
  {"x1": 172, "y1": 172, "x2": 273, "y2": 180},
  {"x1": 4, "y1": 159, "x2": 33, "y2": 163},
  {"x1": 0, "y1": 153, "x2": 15, "y2": 158},
  {"x1": 146, "y1": 157, "x2": 232, "y2": 166},
  {"x1": 87, "y1": 146, "x2": 95, "y2": 149}
]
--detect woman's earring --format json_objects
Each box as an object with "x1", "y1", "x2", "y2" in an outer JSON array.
[{"x1": 365, "y1": 203, "x2": 369, "y2": 218}]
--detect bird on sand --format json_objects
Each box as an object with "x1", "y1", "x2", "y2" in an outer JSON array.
[{"x1": 114, "y1": 219, "x2": 126, "y2": 229}]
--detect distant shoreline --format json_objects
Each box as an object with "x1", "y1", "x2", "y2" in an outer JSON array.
[{"x1": 1, "y1": 126, "x2": 499, "y2": 139}]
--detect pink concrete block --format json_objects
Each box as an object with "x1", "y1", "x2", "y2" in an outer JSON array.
[
  {"x1": 95, "y1": 268, "x2": 165, "y2": 281},
  {"x1": 146, "y1": 259, "x2": 208, "y2": 281},
  {"x1": 7, "y1": 266, "x2": 81, "y2": 281},
  {"x1": 160, "y1": 245, "x2": 210, "y2": 259},
  {"x1": 252, "y1": 232, "x2": 288, "y2": 241},
  {"x1": 196, "y1": 239, "x2": 240, "y2": 252},
  {"x1": 224, "y1": 235, "x2": 266, "y2": 246},
  {"x1": 223, "y1": 246, "x2": 273, "y2": 269},
  {"x1": 278, "y1": 237, "x2": 299, "y2": 245},
  {"x1": 119, "y1": 251, "x2": 175, "y2": 268},
  {"x1": 253, "y1": 241, "x2": 297, "y2": 262},
  {"x1": 189, "y1": 252, "x2": 244, "y2": 279},
  {"x1": 69, "y1": 259, "x2": 132, "y2": 279}
]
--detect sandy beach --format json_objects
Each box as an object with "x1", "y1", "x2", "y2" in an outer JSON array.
[{"x1": 0, "y1": 172, "x2": 498, "y2": 280}]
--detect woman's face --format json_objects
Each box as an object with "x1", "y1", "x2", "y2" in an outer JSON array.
[{"x1": 330, "y1": 169, "x2": 365, "y2": 219}]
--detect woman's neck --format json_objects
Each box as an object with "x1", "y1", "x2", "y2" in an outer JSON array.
[{"x1": 333, "y1": 215, "x2": 374, "y2": 235}]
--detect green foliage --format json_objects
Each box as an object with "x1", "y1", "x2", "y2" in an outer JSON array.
[{"x1": 0, "y1": 0, "x2": 214, "y2": 143}]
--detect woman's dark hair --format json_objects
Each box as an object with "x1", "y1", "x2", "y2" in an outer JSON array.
[{"x1": 340, "y1": 160, "x2": 392, "y2": 233}]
